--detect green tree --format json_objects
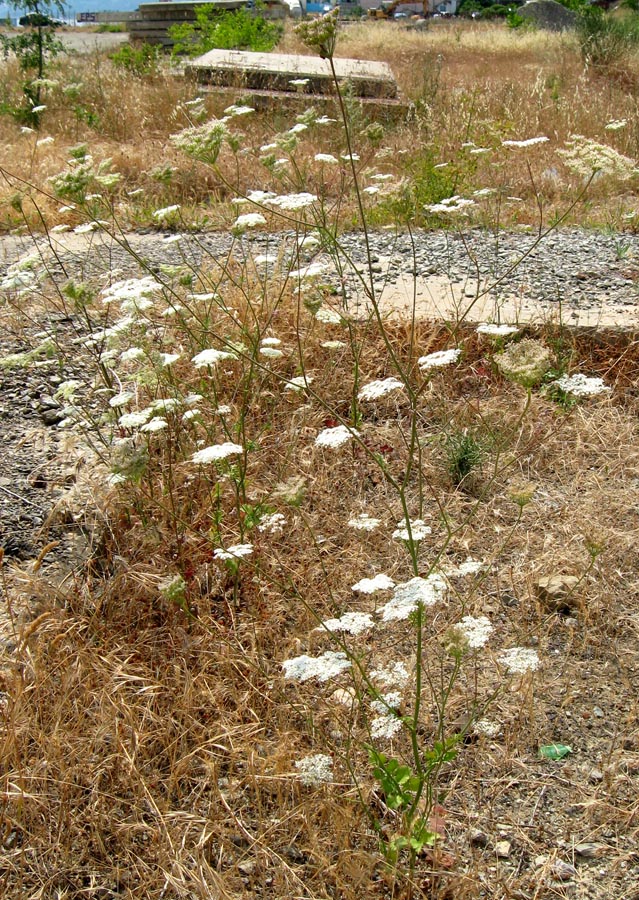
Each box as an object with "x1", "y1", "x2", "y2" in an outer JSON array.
[{"x1": 0, "y1": 0, "x2": 65, "y2": 126}]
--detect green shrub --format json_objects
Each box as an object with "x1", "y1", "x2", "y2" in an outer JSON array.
[
  {"x1": 577, "y1": 7, "x2": 639, "y2": 67},
  {"x1": 110, "y1": 42, "x2": 163, "y2": 77},
  {"x1": 169, "y1": 4, "x2": 283, "y2": 57}
]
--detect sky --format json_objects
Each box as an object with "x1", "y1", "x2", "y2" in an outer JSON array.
[{"x1": 1, "y1": 0, "x2": 140, "y2": 19}]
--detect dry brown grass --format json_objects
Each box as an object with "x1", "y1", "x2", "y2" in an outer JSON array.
[
  {"x1": 1, "y1": 250, "x2": 639, "y2": 897},
  {"x1": 1, "y1": 18, "x2": 639, "y2": 898},
  {"x1": 2, "y1": 20, "x2": 639, "y2": 232}
]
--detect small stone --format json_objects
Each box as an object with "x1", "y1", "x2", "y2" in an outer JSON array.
[
  {"x1": 551, "y1": 860, "x2": 577, "y2": 881},
  {"x1": 282, "y1": 844, "x2": 307, "y2": 864},
  {"x1": 535, "y1": 574, "x2": 580, "y2": 612},
  {"x1": 41, "y1": 408, "x2": 65, "y2": 426},
  {"x1": 237, "y1": 860, "x2": 256, "y2": 876},
  {"x1": 575, "y1": 842, "x2": 605, "y2": 859},
  {"x1": 470, "y1": 829, "x2": 489, "y2": 848},
  {"x1": 494, "y1": 840, "x2": 511, "y2": 858},
  {"x1": 588, "y1": 767, "x2": 604, "y2": 783},
  {"x1": 593, "y1": 706, "x2": 604, "y2": 718}
]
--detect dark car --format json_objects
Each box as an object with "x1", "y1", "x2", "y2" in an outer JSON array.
[{"x1": 18, "y1": 13, "x2": 64, "y2": 27}]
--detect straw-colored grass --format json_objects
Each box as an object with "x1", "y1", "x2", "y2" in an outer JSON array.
[
  {"x1": 1, "y1": 254, "x2": 639, "y2": 897},
  {"x1": 2, "y1": 20, "x2": 639, "y2": 231}
]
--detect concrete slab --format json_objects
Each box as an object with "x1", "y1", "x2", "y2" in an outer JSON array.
[
  {"x1": 348, "y1": 269, "x2": 639, "y2": 330},
  {"x1": 186, "y1": 50, "x2": 398, "y2": 99}
]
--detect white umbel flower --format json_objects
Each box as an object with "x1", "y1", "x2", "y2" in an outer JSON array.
[
  {"x1": 380, "y1": 575, "x2": 446, "y2": 622},
  {"x1": 476, "y1": 323, "x2": 520, "y2": 337},
  {"x1": 371, "y1": 713, "x2": 403, "y2": 739},
  {"x1": 552, "y1": 374, "x2": 610, "y2": 397},
  {"x1": 283, "y1": 650, "x2": 351, "y2": 683},
  {"x1": 213, "y1": 543, "x2": 253, "y2": 560},
  {"x1": 191, "y1": 442, "x2": 243, "y2": 463},
  {"x1": 316, "y1": 611, "x2": 375, "y2": 635},
  {"x1": 502, "y1": 136, "x2": 549, "y2": 148},
  {"x1": 370, "y1": 660, "x2": 409, "y2": 687},
  {"x1": 351, "y1": 574, "x2": 395, "y2": 594},
  {"x1": 348, "y1": 513, "x2": 380, "y2": 531},
  {"x1": 191, "y1": 348, "x2": 235, "y2": 367},
  {"x1": 234, "y1": 213, "x2": 266, "y2": 229},
  {"x1": 315, "y1": 425, "x2": 358, "y2": 449},
  {"x1": 454, "y1": 615, "x2": 493, "y2": 649},
  {"x1": 295, "y1": 753, "x2": 333, "y2": 786},
  {"x1": 392, "y1": 519, "x2": 431, "y2": 542},
  {"x1": 499, "y1": 647, "x2": 540, "y2": 674},
  {"x1": 418, "y1": 349, "x2": 461, "y2": 370},
  {"x1": 358, "y1": 377, "x2": 404, "y2": 402}
]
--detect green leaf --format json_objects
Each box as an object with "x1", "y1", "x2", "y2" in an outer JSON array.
[{"x1": 539, "y1": 743, "x2": 572, "y2": 760}]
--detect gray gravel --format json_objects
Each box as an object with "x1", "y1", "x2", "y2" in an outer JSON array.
[{"x1": 3, "y1": 226, "x2": 639, "y2": 327}]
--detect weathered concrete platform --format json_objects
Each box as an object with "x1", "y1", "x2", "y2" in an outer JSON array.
[{"x1": 186, "y1": 49, "x2": 398, "y2": 99}]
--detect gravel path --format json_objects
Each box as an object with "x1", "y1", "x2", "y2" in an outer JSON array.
[{"x1": 3, "y1": 226, "x2": 639, "y2": 328}]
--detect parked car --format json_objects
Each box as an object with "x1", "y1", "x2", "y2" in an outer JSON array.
[{"x1": 18, "y1": 13, "x2": 64, "y2": 27}]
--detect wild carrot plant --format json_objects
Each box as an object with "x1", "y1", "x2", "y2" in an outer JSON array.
[{"x1": 0, "y1": 13, "x2": 625, "y2": 898}]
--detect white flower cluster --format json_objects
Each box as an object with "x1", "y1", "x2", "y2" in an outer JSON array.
[
  {"x1": 557, "y1": 135, "x2": 637, "y2": 181},
  {"x1": 316, "y1": 611, "x2": 375, "y2": 635},
  {"x1": 233, "y1": 213, "x2": 266, "y2": 231},
  {"x1": 418, "y1": 349, "x2": 461, "y2": 370},
  {"x1": 494, "y1": 339, "x2": 552, "y2": 387},
  {"x1": 351, "y1": 573, "x2": 394, "y2": 594},
  {"x1": 285, "y1": 375, "x2": 313, "y2": 392},
  {"x1": 315, "y1": 153, "x2": 338, "y2": 164},
  {"x1": 552, "y1": 373, "x2": 610, "y2": 397},
  {"x1": 153, "y1": 205, "x2": 180, "y2": 221},
  {"x1": 392, "y1": 518, "x2": 431, "y2": 542},
  {"x1": 289, "y1": 262, "x2": 329, "y2": 281},
  {"x1": 141, "y1": 418, "x2": 168, "y2": 433},
  {"x1": 264, "y1": 192, "x2": 318, "y2": 211},
  {"x1": 213, "y1": 543, "x2": 253, "y2": 561},
  {"x1": 605, "y1": 119, "x2": 627, "y2": 131},
  {"x1": 119, "y1": 410, "x2": 151, "y2": 428},
  {"x1": 370, "y1": 713, "x2": 403, "y2": 739},
  {"x1": 425, "y1": 196, "x2": 475, "y2": 215},
  {"x1": 101, "y1": 276, "x2": 162, "y2": 305},
  {"x1": 348, "y1": 513, "x2": 381, "y2": 531},
  {"x1": 170, "y1": 119, "x2": 229, "y2": 165},
  {"x1": 499, "y1": 647, "x2": 540, "y2": 675},
  {"x1": 258, "y1": 512, "x2": 286, "y2": 534},
  {"x1": 473, "y1": 719, "x2": 501, "y2": 737},
  {"x1": 315, "y1": 424, "x2": 358, "y2": 449},
  {"x1": 454, "y1": 615, "x2": 494, "y2": 649},
  {"x1": 283, "y1": 650, "x2": 351, "y2": 682},
  {"x1": 451, "y1": 557, "x2": 483, "y2": 577},
  {"x1": 358, "y1": 377, "x2": 404, "y2": 402},
  {"x1": 502, "y1": 136, "x2": 549, "y2": 148},
  {"x1": 315, "y1": 307, "x2": 342, "y2": 324},
  {"x1": 370, "y1": 691, "x2": 402, "y2": 715},
  {"x1": 380, "y1": 575, "x2": 446, "y2": 622},
  {"x1": 224, "y1": 104, "x2": 254, "y2": 117},
  {"x1": 295, "y1": 753, "x2": 333, "y2": 786},
  {"x1": 370, "y1": 660, "x2": 409, "y2": 687},
  {"x1": 191, "y1": 348, "x2": 236, "y2": 368},
  {"x1": 476, "y1": 323, "x2": 519, "y2": 337},
  {"x1": 191, "y1": 442, "x2": 243, "y2": 463}
]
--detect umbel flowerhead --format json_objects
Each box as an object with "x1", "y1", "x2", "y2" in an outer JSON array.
[
  {"x1": 494, "y1": 339, "x2": 552, "y2": 389},
  {"x1": 294, "y1": 8, "x2": 339, "y2": 60}
]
